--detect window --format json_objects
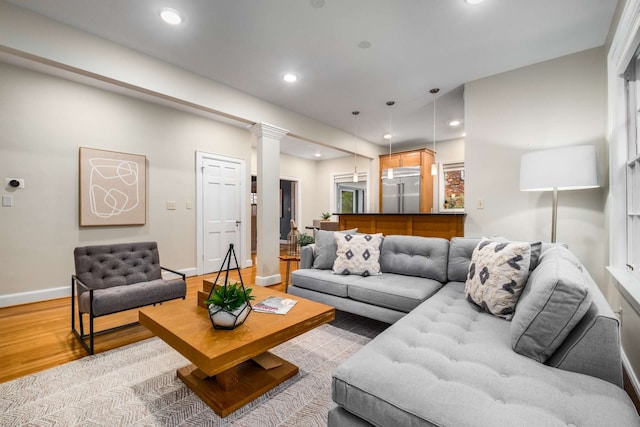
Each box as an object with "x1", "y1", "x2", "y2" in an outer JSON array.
[
  {"x1": 440, "y1": 162, "x2": 465, "y2": 211},
  {"x1": 334, "y1": 173, "x2": 366, "y2": 214},
  {"x1": 624, "y1": 51, "x2": 640, "y2": 277}
]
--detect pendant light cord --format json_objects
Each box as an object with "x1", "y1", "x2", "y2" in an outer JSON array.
[
  {"x1": 387, "y1": 101, "x2": 395, "y2": 157},
  {"x1": 353, "y1": 111, "x2": 359, "y2": 172},
  {"x1": 430, "y1": 88, "x2": 439, "y2": 155}
]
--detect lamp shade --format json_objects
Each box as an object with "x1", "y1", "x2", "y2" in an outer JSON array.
[{"x1": 520, "y1": 145, "x2": 599, "y2": 191}]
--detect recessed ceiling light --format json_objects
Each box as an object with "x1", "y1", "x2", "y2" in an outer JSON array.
[
  {"x1": 160, "y1": 7, "x2": 183, "y2": 25},
  {"x1": 383, "y1": 134, "x2": 392, "y2": 140},
  {"x1": 448, "y1": 120, "x2": 462, "y2": 127},
  {"x1": 283, "y1": 73, "x2": 298, "y2": 83},
  {"x1": 465, "y1": 0, "x2": 484, "y2": 4},
  {"x1": 358, "y1": 41, "x2": 372, "y2": 49},
  {"x1": 314, "y1": 152, "x2": 322, "y2": 158}
]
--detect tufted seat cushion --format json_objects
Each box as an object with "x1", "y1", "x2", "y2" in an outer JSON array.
[
  {"x1": 79, "y1": 278, "x2": 186, "y2": 316},
  {"x1": 290, "y1": 268, "x2": 361, "y2": 297},
  {"x1": 347, "y1": 273, "x2": 442, "y2": 312},
  {"x1": 332, "y1": 282, "x2": 640, "y2": 427}
]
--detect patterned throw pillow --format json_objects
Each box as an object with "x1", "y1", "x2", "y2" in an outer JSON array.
[
  {"x1": 332, "y1": 233, "x2": 383, "y2": 276},
  {"x1": 312, "y1": 228, "x2": 358, "y2": 270},
  {"x1": 465, "y1": 239, "x2": 532, "y2": 320}
]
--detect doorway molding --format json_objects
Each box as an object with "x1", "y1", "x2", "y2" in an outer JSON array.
[{"x1": 279, "y1": 174, "x2": 303, "y2": 243}]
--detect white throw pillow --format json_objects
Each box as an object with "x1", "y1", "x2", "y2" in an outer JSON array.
[
  {"x1": 332, "y1": 233, "x2": 383, "y2": 276},
  {"x1": 465, "y1": 239, "x2": 531, "y2": 320}
]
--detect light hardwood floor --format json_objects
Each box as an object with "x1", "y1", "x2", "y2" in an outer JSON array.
[{"x1": 0, "y1": 259, "x2": 292, "y2": 384}]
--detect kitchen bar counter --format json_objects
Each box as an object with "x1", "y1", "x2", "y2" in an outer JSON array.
[{"x1": 337, "y1": 213, "x2": 464, "y2": 240}]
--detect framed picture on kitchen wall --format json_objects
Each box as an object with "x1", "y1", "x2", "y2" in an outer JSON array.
[{"x1": 79, "y1": 147, "x2": 147, "y2": 226}]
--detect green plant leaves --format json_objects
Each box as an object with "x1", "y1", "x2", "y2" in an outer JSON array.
[{"x1": 204, "y1": 282, "x2": 254, "y2": 311}]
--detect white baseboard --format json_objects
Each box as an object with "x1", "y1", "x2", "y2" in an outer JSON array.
[
  {"x1": 162, "y1": 267, "x2": 198, "y2": 279},
  {"x1": 622, "y1": 347, "x2": 640, "y2": 396},
  {"x1": 255, "y1": 274, "x2": 282, "y2": 286},
  {"x1": 0, "y1": 267, "x2": 198, "y2": 308},
  {"x1": 0, "y1": 286, "x2": 70, "y2": 308}
]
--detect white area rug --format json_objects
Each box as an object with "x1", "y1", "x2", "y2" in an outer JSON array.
[{"x1": 1, "y1": 312, "x2": 386, "y2": 426}]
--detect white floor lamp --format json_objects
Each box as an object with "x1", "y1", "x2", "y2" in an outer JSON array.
[{"x1": 520, "y1": 145, "x2": 599, "y2": 243}]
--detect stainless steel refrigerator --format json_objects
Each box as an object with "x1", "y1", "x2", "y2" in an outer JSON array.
[{"x1": 381, "y1": 166, "x2": 421, "y2": 213}]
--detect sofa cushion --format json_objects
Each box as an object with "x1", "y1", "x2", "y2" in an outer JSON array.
[
  {"x1": 312, "y1": 228, "x2": 357, "y2": 270},
  {"x1": 465, "y1": 239, "x2": 531, "y2": 320},
  {"x1": 511, "y1": 246, "x2": 592, "y2": 363},
  {"x1": 380, "y1": 235, "x2": 449, "y2": 282},
  {"x1": 290, "y1": 268, "x2": 360, "y2": 297},
  {"x1": 447, "y1": 237, "x2": 481, "y2": 282},
  {"x1": 332, "y1": 282, "x2": 640, "y2": 427},
  {"x1": 74, "y1": 242, "x2": 163, "y2": 291},
  {"x1": 333, "y1": 233, "x2": 383, "y2": 276},
  {"x1": 347, "y1": 273, "x2": 442, "y2": 313},
  {"x1": 79, "y1": 278, "x2": 186, "y2": 316}
]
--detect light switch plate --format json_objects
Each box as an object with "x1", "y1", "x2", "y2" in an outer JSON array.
[
  {"x1": 167, "y1": 201, "x2": 177, "y2": 210},
  {"x1": 2, "y1": 195, "x2": 13, "y2": 207}
]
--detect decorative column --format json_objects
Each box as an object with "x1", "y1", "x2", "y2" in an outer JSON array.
[{"x1": 252, "y1": 123, "x2": 288, "y2": 286}]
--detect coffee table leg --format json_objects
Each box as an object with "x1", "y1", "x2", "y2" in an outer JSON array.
[
  {"x1": 216, "y1": 366, "x2": 239, "y2": 391},
  {"x1": 177, "y1": 351, "x2": 299, "y2": 417}
]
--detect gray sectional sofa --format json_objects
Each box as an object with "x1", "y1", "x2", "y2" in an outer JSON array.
[{"x1": 288, "y1": 234, "x2": 640, "y2": 427}]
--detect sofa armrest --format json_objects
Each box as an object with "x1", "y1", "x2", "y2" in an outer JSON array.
[
  {"x1": 72, "y1": 275, "x2": 91, "y2": 292},
  {"x1": 161, "y1": 266, "x2": 186, "y2": 281},
  {"x1": 300, "y1": 245, "x2": 315, "y2": 269}
]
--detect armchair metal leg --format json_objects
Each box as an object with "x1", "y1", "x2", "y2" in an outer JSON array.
[
  {"x1": 89, "y1": 314, "x2": 94, "y2": 355},
  {"x1": 72, "y1": 312, "x2": 94, "y2": 355},
  {"x1": 71, "y1": 276, "x2": 76, "y2": 332},
  {"x1": 71, "y1": 275, "x2": 94, "y2": 355}
]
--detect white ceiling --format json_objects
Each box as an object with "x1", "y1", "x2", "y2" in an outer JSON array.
[{"x1": 6, "y1": 0, "x2": 618, "y2": 160}]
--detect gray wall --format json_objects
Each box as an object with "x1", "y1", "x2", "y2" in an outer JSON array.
[
  {"x1": 0, "y1": 61, "x2": 252, "y2": 302},
  {"x1": 465, "y1": 46, "x2": 608, "y2": 288}
]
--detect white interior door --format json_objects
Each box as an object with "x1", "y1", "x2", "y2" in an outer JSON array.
[{"x1": 202, "y1": 157, "x2": 242, "y2": 273}]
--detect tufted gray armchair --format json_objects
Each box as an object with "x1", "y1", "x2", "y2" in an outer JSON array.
[{"x1": 71, "y1": 241, "x2": 186, "y2": 354}]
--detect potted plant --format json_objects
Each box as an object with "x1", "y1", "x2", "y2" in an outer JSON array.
[
  {"x1": 321, "y1": 212, "x2": 332, "y2": 221},
  {"x1": 205, "y1": 282, "x2": 254, "y2": 330},
  {"x1": 298, "y1": 233, "x2": 315, "y2": 247}
]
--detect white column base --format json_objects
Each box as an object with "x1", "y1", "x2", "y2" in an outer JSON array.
[{"x1": 255, "y1": 274, "x2": 282, "y2": 287}]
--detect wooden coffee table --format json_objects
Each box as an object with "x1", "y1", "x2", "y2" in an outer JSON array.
[{"x1": 139, "y1": 285, "x2": 335, "y2": 417}]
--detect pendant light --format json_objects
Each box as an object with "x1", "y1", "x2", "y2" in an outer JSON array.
[
  {"x1": 430, "y1": 88, "x2": 440, "y2": 176},
  {"x1": 352, "y1": 111, "x2": 360, "y2": 183},
  {"x1": 386, "y1": 101, "x2": 395, "y2": 180}
]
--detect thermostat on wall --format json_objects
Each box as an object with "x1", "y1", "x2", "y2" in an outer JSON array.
[{"x1": 5, "y1": 178, "x2": 25, "y2": 189}]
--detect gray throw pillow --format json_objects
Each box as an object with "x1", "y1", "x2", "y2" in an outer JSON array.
[
  {"x1": 511, "y1": 246, "x2": 592, "y2": 363},
  {"x1": 312, "y1": 228, "x2": 357, "y2": 270},
  {"x1": 465, "y1": 239, "x2": 531, "y2": 320}
]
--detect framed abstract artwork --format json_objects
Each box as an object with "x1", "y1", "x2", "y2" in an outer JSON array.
[{"x1": 79, "y1": 147, "x2": 147, "y2": 226}]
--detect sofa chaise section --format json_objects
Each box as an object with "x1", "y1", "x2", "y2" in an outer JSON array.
[{"x1": 330, "y1": 281, "x2": 639, "y2": 427}]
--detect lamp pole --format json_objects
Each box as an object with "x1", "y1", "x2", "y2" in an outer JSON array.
[{"x1": 551, "y1": 187, "x2": 558, "y2": 243}]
